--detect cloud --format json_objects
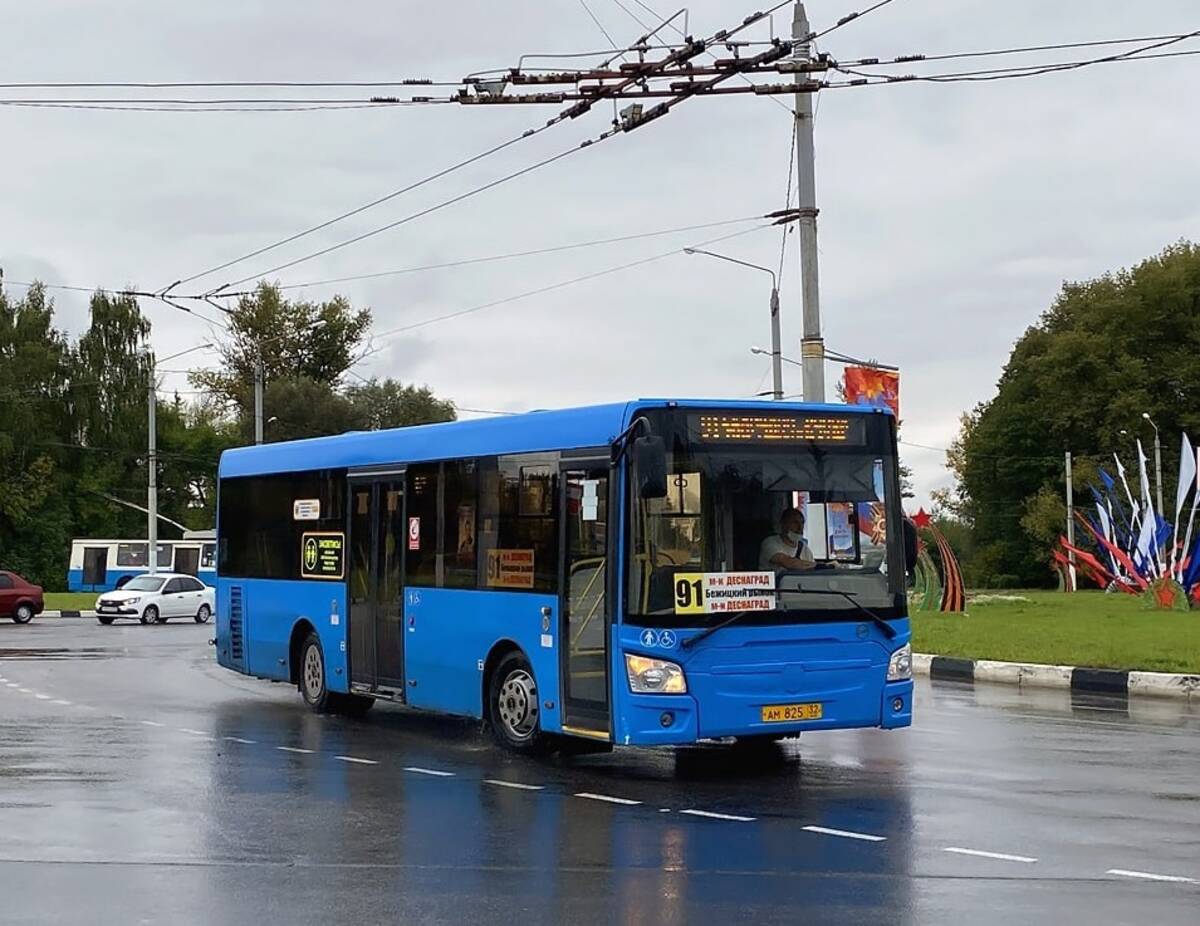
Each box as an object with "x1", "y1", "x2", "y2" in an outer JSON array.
[{"x1": 2, "y1": 0, "x2": 1197, "y2": 511}]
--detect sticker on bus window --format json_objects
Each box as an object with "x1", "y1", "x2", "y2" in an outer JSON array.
[
  {"x1": 293, "y1": 499, "x2": 320, "y2": 521},
  {"x1": 486, "y1": 549, "x2": 535, "y2": 588},
  {"x1": 301, "y1": 532, "x2": 345, "y2": 580},
  {"x1": 408, "y1": 517, "x2": 421, "y2": 551},
  {"x1": 672, "y1": 571, "x2": 776, "y2": 615}
]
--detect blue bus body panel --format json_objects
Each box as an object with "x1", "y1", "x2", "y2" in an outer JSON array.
[
  {"x1": 215, "y1": 578, "x2": 350, "y2": 693},
  {"x1": 612, "y1": 619, "x2": 913, "y2": 745},
  {"x1": 69, "y1": 567, "x2": 216, "y2": 593},
  {"x1": 404, "y1": 588, "x2": 562, "y2": 732}
]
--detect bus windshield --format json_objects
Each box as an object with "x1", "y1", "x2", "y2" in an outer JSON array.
[{"x1": 625, "y1": 408, "x2": 906, "y2": 625}]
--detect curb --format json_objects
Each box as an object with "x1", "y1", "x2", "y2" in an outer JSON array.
[
  {"x1": 913, "y1": 653, "x2": 1200, "y2": 701},
  {"x1": 36, "y1": 610, "x2": 98, "y2": 619}
]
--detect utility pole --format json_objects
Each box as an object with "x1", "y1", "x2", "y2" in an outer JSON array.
[
  {"x1": 147, "y1": 372, "x2": 158, "y2": 577},
  {"x1": 254, "y1": 353, "x2": 265, "y2": 445},
  {"x1": 793, "y1": 1, "x2": 824, "y2": 402},
  {"x1": 769, "y1": 285, "x2": 783, "y2": 401},
  {"x1": 1065, "y1": 451, "x2": 1076, "y2": 592}
]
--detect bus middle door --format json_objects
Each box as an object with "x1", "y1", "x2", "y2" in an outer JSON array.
[{"x1": 348, "y1": 475, "x2": 407, "y2": 700}]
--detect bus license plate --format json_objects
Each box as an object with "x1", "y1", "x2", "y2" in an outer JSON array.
[{"x1": 761, "y1": 702, "x2": 822, "y2": 723}]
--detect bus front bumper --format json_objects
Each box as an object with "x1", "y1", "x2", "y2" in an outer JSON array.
[{"x1": 617, "y1": 679, "x2": 912, "y2": 745}]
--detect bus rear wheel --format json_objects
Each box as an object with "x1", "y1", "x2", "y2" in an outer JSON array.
[
  {"x1": 299, "y1": 632, "x2": 333, "y2": 713},
  {"x1": 489, "y1": 652, "x2": 549, "y2": 755}
]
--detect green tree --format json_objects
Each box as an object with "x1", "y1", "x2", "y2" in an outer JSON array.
[
  {"x1": 191, "y1": 283, "x2": 371, "y2": 430},
  {"x1": 69, "y1": 291, "x2": 155, "y2": 541},
  {"x1": 0, "y1": 281, "x2": 74, "y2": 586},
  {"x1": 344, "y1": 378, "x2": 455, "y2": 431},
  {"x1": 946, "y1": 241, "x2": 1200, "y2": 585}
]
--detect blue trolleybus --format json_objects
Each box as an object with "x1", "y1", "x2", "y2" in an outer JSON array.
[{"x1": 214, "y1": 399, "x2": 912, "y2": 752}]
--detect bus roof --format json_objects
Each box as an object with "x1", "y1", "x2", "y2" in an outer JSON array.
[{"x1": 218, "y1": 398, "x2": 889, "y2": 479}]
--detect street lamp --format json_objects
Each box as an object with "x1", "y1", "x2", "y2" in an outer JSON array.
[
  {"x1": 684, "y1": 247, "x2": 782, "y2": 400},
  {"x1": 1142, "y1": 412, "x2": 1164, "y2": 516}
]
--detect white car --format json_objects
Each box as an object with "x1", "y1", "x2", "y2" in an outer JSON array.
[{"x1": 95, "y1": 573, "x2": 214, "y2": 625}]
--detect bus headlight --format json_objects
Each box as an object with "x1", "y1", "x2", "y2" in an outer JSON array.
[
  {"x1": 887, "y1": 643, "x2": 912, "y2": 682},
  {"x1": 626, "y1": 654, "x2": 687, "y2": 694}
]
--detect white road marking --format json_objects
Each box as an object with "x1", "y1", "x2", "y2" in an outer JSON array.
[
  {"x1": 277, "y1": 746, "x2": 314, "y2": 754},
  {"x1": 140, "y1": 720, "x2": 164, "y2": 727},
  {"x1": 223, "y1": 736, "x2": 256, "y2": 745},
  {"x1": 403, "y1": 766, "x2": 455, "y2": 777},
  {"x1": 802, "y1": 825, "x2": 887, "y2": 842},
  {"x1": 575, "y1": 792, "x2": 641, "y2": 806},
  {"x1": 484, "y1": 779, "x2": 543, "y2": 791},
  {"x1": 5, "y1": 683, "x2": 19, "y2": 688},
  {"x1": 680, "y1": 809, "x2": 756, "y2": 822},
  {"x1": 659, "y1": 808, "x2": 672, "y2": 813},
  {"x1": 336, "y1": 756, "x2": 378, "y2": 766},
  {"x1": 52, "y1": 700, "x2": 71, "y2": 706},
  {"x1": 179, "y1": 728, "x2": 210, "y2": 737},
  {"x1": 945, "y1": 847, "x2": 1038, "y2": 864},
  {"x1": 34, "y1": 694, "x2": 51, "y2": 700},
  {"x1": 1107, "y1": 869, "x2": 1197, "y2": 884},
  {"x1": 18, "y1": 688, "x2": 32, "y2": 694}
]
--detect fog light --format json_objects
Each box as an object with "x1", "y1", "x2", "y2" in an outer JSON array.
[
  {"x1": 660, "y1": 711, "x2": 674, "y2": 728},
  {"x1": 892, "y1": 697, "x2": 904, "y2": 712}
]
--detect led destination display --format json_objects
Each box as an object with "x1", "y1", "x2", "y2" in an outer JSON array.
[{"x1": 692, "y1": 413, "x2": 866, "y2": 445}]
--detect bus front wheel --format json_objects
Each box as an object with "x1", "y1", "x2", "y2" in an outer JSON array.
[
  {"x1": 299, "y1": 632, "x2": 333, "y2": 713},
  {"x1": 488, "y1": 652, "x2": 549, "y2": 755}
]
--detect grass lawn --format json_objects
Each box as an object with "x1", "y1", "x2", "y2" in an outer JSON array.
[
  {"x1": 42, "y1": 592, "x2": 101, "y2": 612},
  {"x1": 911, "y1": 590, "x2": 1200, "y2": 674}
]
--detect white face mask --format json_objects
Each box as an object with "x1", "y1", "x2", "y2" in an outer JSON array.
[{"x1": 785, "y1": 531, "x2": 804, "y2": 546}]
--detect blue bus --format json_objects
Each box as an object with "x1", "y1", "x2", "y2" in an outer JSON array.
[{"x1": 214, "y1": 399, "x2": 912, "y2": 752}]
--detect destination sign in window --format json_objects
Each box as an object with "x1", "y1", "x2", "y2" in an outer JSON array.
[{"x1": 692, "y1": 414, "x2": 866, "y2": 445}]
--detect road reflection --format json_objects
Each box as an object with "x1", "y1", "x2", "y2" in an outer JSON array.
[{"x1": 205, "y1": 700, "x2": 916, "y2": 922}]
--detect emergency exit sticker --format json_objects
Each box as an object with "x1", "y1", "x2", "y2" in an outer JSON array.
[
  {"x1": 672, "y1": 572, "x2": 776, "y2": 615},
  {"x1": 408, "y1": 517, "x2": 421, "y2": 550}
]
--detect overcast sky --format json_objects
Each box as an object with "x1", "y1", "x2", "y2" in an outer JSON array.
[{"x1": 3, "y1": 0, "x2": 1198, "y2": 508}]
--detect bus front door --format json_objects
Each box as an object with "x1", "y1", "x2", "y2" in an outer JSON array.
[
  {"x1": 348, "y1": 476, "x2": 407, "y2": 699},
  {"x1": 560, "y1": 464, "x2": 611, "y2": 738}
]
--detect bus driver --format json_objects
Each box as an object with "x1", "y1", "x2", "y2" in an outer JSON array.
[{"x1": 759, "y1": 507, "x2": 816, "y2": 575}]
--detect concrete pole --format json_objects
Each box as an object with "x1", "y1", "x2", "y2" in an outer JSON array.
[
  {"x1": 769, "y1": 287, "x2": 783, "y2": 400},
  {"x1": 1065, "y1": 451, "x2": 1076, "y2": 592},
  {"x1": 254, "y1": 354, "x2": 264, "y2": 445},
  {"x1": 148, "y1": 372, "x2": 158, "y2": 577},
  {"x1": 793, "y1": 1, "x2": 824, "y2": 402}
]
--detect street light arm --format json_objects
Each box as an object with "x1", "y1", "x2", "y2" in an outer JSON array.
[{"x1": 683, "y1": 247, "x2": 777, "y2": 289}]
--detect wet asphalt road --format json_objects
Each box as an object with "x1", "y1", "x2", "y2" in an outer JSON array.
[{"x1": 1, "y1": 620, "x2": 1198, "y2": 925}]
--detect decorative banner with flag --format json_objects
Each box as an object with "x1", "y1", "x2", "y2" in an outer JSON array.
[
  {"x1": 842, "y1": 366, "x2": 900, "y2": 419},
  {"x1": 1057, "y1": 431, "x2": 1200, "y2": 607}
]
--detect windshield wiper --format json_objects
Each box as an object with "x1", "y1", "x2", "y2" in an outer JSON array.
[
  {"x1": 680, "y1": 588, "x2": 898, "y2": 651},
  {"x1": 785, "y1": 588, "x2": 898, "y2": 639}
]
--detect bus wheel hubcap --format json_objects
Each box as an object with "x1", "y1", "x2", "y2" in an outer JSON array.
[
  {"x1": 305, "y1": 647, "x2": 323, "y2": 699},
  {"x1": 498, "y1": 670, "x2": 537, "y2": 740}
]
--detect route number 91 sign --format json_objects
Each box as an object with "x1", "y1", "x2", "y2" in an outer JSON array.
[{"x1": 672, "y1": 572, "x2": 776, "y2": 614}]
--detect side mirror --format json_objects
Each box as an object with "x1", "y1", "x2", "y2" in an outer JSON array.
[{"x1": 632, "y1": 435, "x2": 668, "y2": 499}]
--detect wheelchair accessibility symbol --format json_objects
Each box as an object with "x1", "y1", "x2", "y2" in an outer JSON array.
[{"x1": 638, "y1": 629, "x2": 678, "y2": 650}]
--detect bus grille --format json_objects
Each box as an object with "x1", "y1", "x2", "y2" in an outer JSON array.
[{"x1": 229, "y1": 586, "x2": 244, "y2": 661}]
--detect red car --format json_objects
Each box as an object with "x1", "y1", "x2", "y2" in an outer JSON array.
[{"x1": 0, "y1": 571, "x2": 44, "y2": 624}]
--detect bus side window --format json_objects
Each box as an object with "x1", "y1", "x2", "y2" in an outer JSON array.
[{"x1": 405, "y1": 463, "x2": 440, "y2": 587}]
